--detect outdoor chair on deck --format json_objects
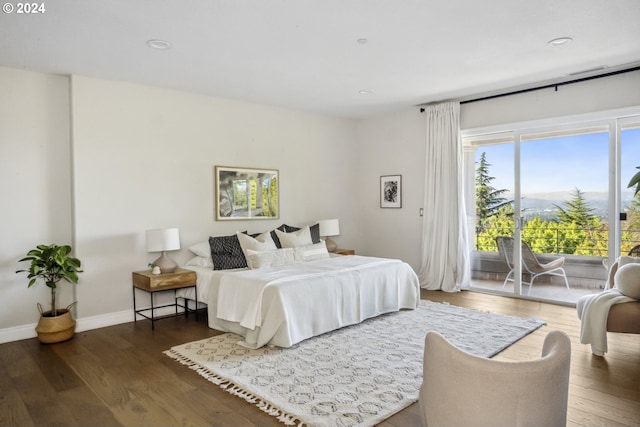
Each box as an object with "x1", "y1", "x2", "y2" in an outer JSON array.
[{"x1": 496, "y1": 236, "x2": 570, "y2": 295}]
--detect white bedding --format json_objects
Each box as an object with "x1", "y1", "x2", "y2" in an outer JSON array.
[{"x1": 180, "y1": 255, "x2": 420, "y2": 348}]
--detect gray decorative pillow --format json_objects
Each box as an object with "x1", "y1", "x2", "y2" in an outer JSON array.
[
  {"x1": 309, "y1": 223, "x2": 320, "y2": 244},
  {"x1": 209, "y1": 234, "x2": 247, "y2": 270}
]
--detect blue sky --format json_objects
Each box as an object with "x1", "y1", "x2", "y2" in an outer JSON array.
[{"x1": 476, "y1": 128, "x2": 640, "y2": 195}]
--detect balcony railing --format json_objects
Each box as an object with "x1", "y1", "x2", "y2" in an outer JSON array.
[{"x1": 474, "y1": 225, "x2": 640, "y2": 257}]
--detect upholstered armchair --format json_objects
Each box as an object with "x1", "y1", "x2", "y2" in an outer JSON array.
[
  {"x1": 576, "y1": 257, "x2": 640, "y2": 355},
  {"x1": 600, "y1": 258, "x2": 640, "y2": 333},
  {"x1": 419, "y1": 330, "x2": 571, "y2": 427}
]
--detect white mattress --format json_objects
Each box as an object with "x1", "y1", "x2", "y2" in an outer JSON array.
[{"x1": 179, "y1": 255, "x2": 420, "y2": 348}]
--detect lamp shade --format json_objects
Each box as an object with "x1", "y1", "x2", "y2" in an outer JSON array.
[
  {"x1": 318, "y1": 219, "x2": 340, "y2": 237},
  {"x1": 146, "y1": 228, "x2": 181, "y2": 252}
]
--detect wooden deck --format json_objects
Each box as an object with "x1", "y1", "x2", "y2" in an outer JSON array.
[{"x1": 0, "y1": 289, "x2": 637, "y2": 427}]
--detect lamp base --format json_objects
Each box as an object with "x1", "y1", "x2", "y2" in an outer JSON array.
[
  {"x1": 153, "y1": 251, "x2": 178, "y2": 273},
  {"x1": 325, "y1": 237, "x2": 337, "y2": 253}
]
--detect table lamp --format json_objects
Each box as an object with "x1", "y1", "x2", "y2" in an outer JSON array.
[
  {"x1": 146, "y1": 228, "x2": 181, "y2": 273},
  {"x1": 318, "y1": 219, "x2": 340, "y2": 252}
]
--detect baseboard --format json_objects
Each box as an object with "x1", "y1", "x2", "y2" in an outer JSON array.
[
  {"x1": 0, "y1": 302, "x2": 206, "y2": 344},
  {"x1": 0, "y1": 310, "x2": 133, "y2": 344},
  {"x1": 0, "y1": 303, "x2": 207, "y2": 344},
  {"x1": 76, "y1": 310, "x2": 133, "y2": 333},
  {"x1": 0, "y1": 323, "x2": 37, "y2": 344}
]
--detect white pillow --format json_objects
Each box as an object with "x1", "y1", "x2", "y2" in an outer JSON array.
[
  {"x1": 246, "y1": 248, "x2": 299, "y2": 269},
  {"x1": 614, "y1": 263, "x2": 640, "y2": 299},
  {"x1": 188, "y1": 241, "x2": 211, "y2": 258},
  {"x1": 236, "y1": 231, "x2": 277, "y2": 268},
  {"x1": 275, "y1": 226, "x2": 313, "y2": 248},
  {"x1": 295, "y1": 242, "x2": 330, "y2": 262},
  {"x1": 246, "y1": 242, "x2": 329, "y2": 269},
  {"x1": 185, "y1": 256, "x2": 214, "y2": 268}
]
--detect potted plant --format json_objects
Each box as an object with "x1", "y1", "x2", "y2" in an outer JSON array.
[
  {"x1": 148, "y1": 262, "x2": 161, "y2": 275},
  {"x1": 16, "y1": 244, "x2": 83, "y2": 344}
]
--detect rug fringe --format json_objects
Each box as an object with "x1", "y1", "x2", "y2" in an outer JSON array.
[{"x1": 163, "y1": 349, "x2": 303, "y2": 426}]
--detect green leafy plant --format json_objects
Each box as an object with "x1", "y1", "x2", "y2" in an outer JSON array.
[
  {"x1": 16, "y1": 244, "x2": 83, "y2": 316},
  {"x1": 628, "y1": 166, "x2": 640, "y2": 196}
]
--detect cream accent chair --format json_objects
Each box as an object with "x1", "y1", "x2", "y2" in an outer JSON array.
[{"x1": 419, "y1": 330, "x2": 571, "y2": 427}]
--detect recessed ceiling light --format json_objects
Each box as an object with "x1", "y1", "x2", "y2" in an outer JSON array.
[
  {"x1": 359, "y1": 89, "x2": 373, "y2": 95},
  {"x1": 357, "y1": 38, "x2": 369, "y2": 45},
  {"x1": 547, "y1": 37, "x2": 573, "y2": 47},
  {"x1": 147, "y1": 39, "x2": 172, "y2": 50}
]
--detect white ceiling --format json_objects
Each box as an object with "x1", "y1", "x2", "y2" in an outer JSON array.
[{"x1": 1, "y1": 0, "x2": 639, "y2": 118}]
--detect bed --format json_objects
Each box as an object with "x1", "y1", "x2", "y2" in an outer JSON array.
[{"x1": 176, "y1": 226, "x2": 420, "y2": 348}]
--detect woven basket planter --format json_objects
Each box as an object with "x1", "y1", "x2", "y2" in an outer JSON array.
[{"x1": 35, "y1": 303, "x2": 76, "y2": 344}]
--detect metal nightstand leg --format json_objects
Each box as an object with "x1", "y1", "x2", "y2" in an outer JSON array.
[{"x1": 150, "y1": 292, "x2": 155, "y2": 330}]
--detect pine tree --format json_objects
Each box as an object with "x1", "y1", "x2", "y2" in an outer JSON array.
[
  {"x1": 554, "y1": 188, "x2": 606, "y2": 255},
  {"x1": 475, "y1": 152, "x2": 510, "y2": 235},
  {"x1": 555, "y1": 188, "x2": 597, "y2": 227},
  {"x1": 475, "y1": 204, "x2": 515, "y2": 251}
]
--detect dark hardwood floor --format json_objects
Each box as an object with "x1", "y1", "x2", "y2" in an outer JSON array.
[{"x1": 1, "y1": 290, "x2": 638, "y2": 427}]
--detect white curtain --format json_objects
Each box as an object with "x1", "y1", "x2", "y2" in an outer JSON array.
[{"x1": 418, "y1": 102, "x2": 471, "y2": 292}]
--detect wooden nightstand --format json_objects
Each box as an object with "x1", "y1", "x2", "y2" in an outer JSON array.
[
  {"x1": 334, "y1": 249, "x2": 355, "y2": 255},
  {"x1": 132, "y1": 268, "x2": 197, "y2": 330}
]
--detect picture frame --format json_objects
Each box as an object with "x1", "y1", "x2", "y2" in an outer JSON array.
[
  {"x1": 380, "y1": 175, "x2": 402, "y2": 208},
  {"x1": 215, "y1": 166, "x2": 279, "y2": 220}
]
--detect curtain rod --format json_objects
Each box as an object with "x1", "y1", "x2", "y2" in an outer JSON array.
[{"x1": 419, "y1": 65, "x2": 640, "y2": 112}]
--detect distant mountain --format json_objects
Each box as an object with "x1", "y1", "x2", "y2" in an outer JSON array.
[
  {"x1": 500, "y1": 190, "x2": 635, "y2": 222},
  {"x1": 523, "y1": 191, "x2": 609, "y2": 201}
]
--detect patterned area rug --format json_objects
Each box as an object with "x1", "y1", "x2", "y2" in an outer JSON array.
[{"x1": 165, "y1": 300, "x2": 544, "y2": 427}]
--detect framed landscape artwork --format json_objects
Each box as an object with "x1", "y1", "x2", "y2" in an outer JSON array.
[
  {"x1": 380, "y1": 175, "x2": 402, "y2": 208},
  {"x1": 215, "y1": 166, "x2": 279, "y2": 220}
]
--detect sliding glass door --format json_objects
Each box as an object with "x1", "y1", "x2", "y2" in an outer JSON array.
[
  {"x1": 620, "y1": 124, "x2": 640, "y2": 256},
  {"x1": 469, "y1": 137, "x2": 518, "y2": 293},
  {"x1": 465, "y1": 113, "x2": 640, "y2": 304}
]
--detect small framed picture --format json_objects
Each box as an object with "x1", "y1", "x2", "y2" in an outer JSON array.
[{"x1": 380, "y1": 175, "x2": 402, "y2": 208}]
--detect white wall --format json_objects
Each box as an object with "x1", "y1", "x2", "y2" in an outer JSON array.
[
  {"x1": 0, "y1": 67, "x2": 74, "y2": 339},
  {"x1": 1, "y1": 68, "x2": 359, "y2": 341},
  {"x1": 355, "y1": 109, "x2": 426, "y2": 271},
  {"x1": 460, "y1": 70, "x2": 640, "y2": 129}
]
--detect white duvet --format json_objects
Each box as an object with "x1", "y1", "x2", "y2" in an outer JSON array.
[{"x1": 182, "y1": 255, "x2": 420, "y2": 348}]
